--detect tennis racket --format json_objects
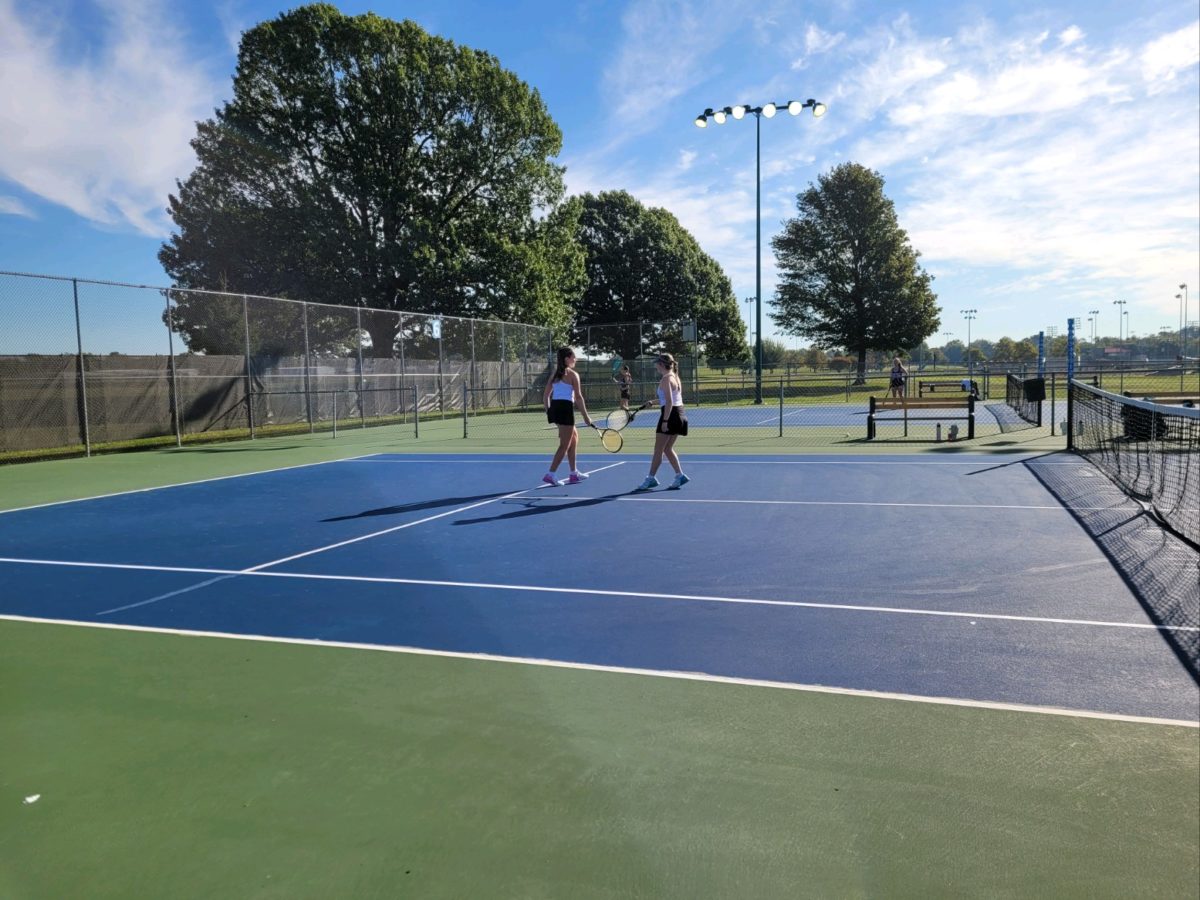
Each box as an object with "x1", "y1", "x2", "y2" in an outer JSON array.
[
  {"x1": 587, "y1": 423, "x2": 623, "y2": 452},
  {"x1": 605, "y1": 400, "x2": 653, "y2": 431}
]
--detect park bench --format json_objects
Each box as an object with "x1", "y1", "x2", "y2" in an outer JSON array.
[
  {"x1": 867, "y1": 395, "x2": 975, "y2": 440},
  {"x1": 918, "y1": 379, "x2": 971, "y2": 397}
]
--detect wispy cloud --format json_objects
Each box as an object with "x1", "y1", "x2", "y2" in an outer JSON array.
[
  {"x1": 0, "y1": 0, "x2": 225, "y2": 236},
  {"x1": 0, "y1": 194, "x2": 34, "y2": 217}
]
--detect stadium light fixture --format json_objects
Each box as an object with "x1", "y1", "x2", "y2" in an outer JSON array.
[
  {"x1": 693, "y1": 96, "x2": 827, "y2": 403},
  {"x1": 960, "y1": 309, "x2": 977, "y2": 376}
]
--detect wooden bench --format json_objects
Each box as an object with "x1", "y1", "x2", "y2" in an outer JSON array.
[
  {"x1": 867, "y1": 395, "x2": 975, "y2": 440},
  {"x1": 1123, "y1": 391, "x2": 1199, "y2": 406},
  {"x1": 918, "y1": 380, "x2": 970, "y2": 397}
]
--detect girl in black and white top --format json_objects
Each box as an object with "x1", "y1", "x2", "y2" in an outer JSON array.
[
  {"x1": 542, "y1": 347, "x2": 594, "y2": 486},
  {"x1": 634, "y1": 353, "x2": 689, "y2": 491}
]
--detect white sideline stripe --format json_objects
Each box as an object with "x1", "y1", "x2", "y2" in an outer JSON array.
[
  {"x1": 242, "y1": 461, "x2": 626, "y2": 572},
  {"x1": 97, "y1": 574, "x2": 237, "y2": 616},
  {"x1": 0, "y1": 556, "x2": 1193, "y2": 632},
  {"x1": 351, "y1": 457, "x2": 1079, "y2": 466},
  {"x1": 555, "y1": 496, "x2": 1105, "y2": 512},
  {"x1": 0, "y1": 453, "x2": 383, "y2": 516},
  {"x1": 1, "y1": 614, "x2": 1194, "y2": 728}
]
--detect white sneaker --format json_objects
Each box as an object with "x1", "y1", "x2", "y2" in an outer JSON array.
[{"x1": 541, "y1": 473, "x2": 560, "y2": 486}]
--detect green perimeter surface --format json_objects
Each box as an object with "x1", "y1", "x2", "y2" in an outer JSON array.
[
  {"x1": 1, "y1": 620, "x2": 1196, "y2": 899},
  {"x1": 0, "y1": 419, "x2": 1064, "y2": 511}
]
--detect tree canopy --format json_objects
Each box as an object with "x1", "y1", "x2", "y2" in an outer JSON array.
[
  {"x1": 569, "y1": 191, "x2": 746, "y2": 361},
  {"x1": 770, "y1": 163, "x2": 940, "y2": 382},
  {"x1": 159, "y1": 3, "x2": 583, "y2": 356}
]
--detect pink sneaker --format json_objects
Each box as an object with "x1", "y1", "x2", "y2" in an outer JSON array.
[
  {"x1": 566, "y1": 471, "x2": 588, "y2": 485},
  {"x1": 541, "y1": 473, "x2": 559, "y2": 486}
]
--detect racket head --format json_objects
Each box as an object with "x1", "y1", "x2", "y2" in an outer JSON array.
[
  {"x1": 610, "y1": 357, "x2": 624, "y2": 375},
  {"x1": 600, "y1": 428, "x2": 623, "y2": 453},
  {"x1": 605, "y1": 408, "x2": 631, "y2": 431}
]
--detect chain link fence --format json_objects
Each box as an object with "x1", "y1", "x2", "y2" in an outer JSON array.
[{"x1": 0, "y1": 271, "x2": 554, "y2": 459}]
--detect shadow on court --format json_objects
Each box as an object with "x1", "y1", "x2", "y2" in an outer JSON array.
[
  {"x1": 453, "y1": 493, "x2": 627, "y2": 525},
  {"x1": 323, "y1": 491, "x2": 517, "y2": 522}
]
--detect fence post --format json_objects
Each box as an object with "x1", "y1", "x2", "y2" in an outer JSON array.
[
  {"x1": 243, "y1": 295, "x2": 255, "y2": 439},
  {"x1": 163, "y1": 290, "x2": 182, "y2": 448},
  {"x1": 356, "y1": 306, "x2": 366, "y2": 429},
  {"x1": 778, "y1": 378, "x2": 784, "y2": 437},
  {"x1": 462, "y1": 382, "x2": 468, "y2": 438},
  {"x1": 72, "y1": 278, "x2": 92, "y2": 457},
  {"x1": 470, "y1": 319, "x2": 477, "y2": 411},
  {"x1": 500, "y1": 324, "x2": 507, "y2": 412},
  {"x1": 332, "y1": 391, "x2": 338, "y2": 438},
  {"x1": 302, "y1": 302, "x2": 313, "y2": 433},
  {"x1": 436, "y1": 317, "x2": 445, "y2": 415},
  {"x1": 413, "y1": 385, "x2": 419, "y2": 439}
]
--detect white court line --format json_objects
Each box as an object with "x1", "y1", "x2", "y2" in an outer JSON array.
[
  {"x1": 2, "y1": 614, "x2": 1194, "y2": 728},
  {"x1": 541, "y1": 496, "x2": 1108, "y2": 512},
  {"x1": 349, "y1": 457, "x2": 1079, "y2": 466},
  {"x1": 241, "y1": 460, "x2": 627, "y2": 573},
  {"x1": 97, "y1": 574, "x2": 238, "y2": 617},
  {"x1": 0, "y1": 556, "x2": 1193, "y2": 633},
  {"x1": 0, "y1": 453, "x2": 383, "y2": 516}
]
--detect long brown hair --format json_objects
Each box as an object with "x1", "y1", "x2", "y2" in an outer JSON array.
[
  {"x1": 656, "y1": 353, "x2": 678, "y2": 375},
  {"x1": 553, "y1": 346, "x2": 575, "y2": 382}
]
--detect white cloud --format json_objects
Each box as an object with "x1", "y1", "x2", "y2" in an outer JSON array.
[
  {"x1": 791, "y1": 23, "x2": 845, "y2": 70},
  {"x1": 0, "y1": 0, "x2": 224, "y2": 236},
  {"x1": 678, "y1": 149, "x2": 698, "y2": 170},
  {"x1": 1140, "y1": 21, "x2": 1200, "y2": 87},
  {"x1": 1058, "y1": 25, "x2": 1084, "y2": 47},
  {"x1": 0, "y1": 194, "x2": 34, "y2": 217}
]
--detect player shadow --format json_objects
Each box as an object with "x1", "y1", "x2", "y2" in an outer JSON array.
[
  {"x1": 452, "y1": 492, "x2": 626, "y2": 525},
  {"x1": 322, "y1": 491, "x2": 515, "y2": 522}
]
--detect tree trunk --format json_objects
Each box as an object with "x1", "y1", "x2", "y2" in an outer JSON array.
[
  {"x1": 854, "y1": 347, "x2": 868, "y2": 385},
  {"x1": 362, "y1": 311, "x2": 400, "y2": 359}
]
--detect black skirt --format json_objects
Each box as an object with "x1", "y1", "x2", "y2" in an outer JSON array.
[
  {"x1": 547, "y1": 399, "x2": 575, "y2": 426},
  {"x1": 657, "y1": 407, "x2": 688, "y2": 436}
]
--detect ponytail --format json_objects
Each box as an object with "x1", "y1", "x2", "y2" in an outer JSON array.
[
  {"x1": 553, "y1": 346, "x2": 574, "y2": 382},
  {"x1": 656, "y1": 353, "x2": 678, "y2": 375}
]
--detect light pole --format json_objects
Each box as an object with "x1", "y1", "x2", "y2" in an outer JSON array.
[
  {"x1": 1180, "y1": 283, "x2": 1189, "y2": 362},
  {"x1": 1112, "y1": 300, "x2": 1127, "y2": 358},
  {"x1": 695, "y1": 98, "x2": 826, "y2": 403},
  {"x1": 940, "y1": 331, "x2": 953, "y2": 370},
  {"x1": 1088, "y1": 308, "x2": 1099, "y2": 344},
  {"x1": 960, "y1": 309, "x2": 977, "y2": 376}
]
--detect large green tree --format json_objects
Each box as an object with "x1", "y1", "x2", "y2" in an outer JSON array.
[
  {"x1": 159, "y1": 3, "x2": 582, "y2": 356},
  {"x1": 569, "y1": 191, "x2": 746, "y2": 361},
  {"x1": 771, "y1": 163, "x2": 940, "y2": 382}
]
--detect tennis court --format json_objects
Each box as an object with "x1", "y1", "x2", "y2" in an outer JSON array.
[{"x1": 2, "y1": 420, "x2": 1197, "y2": 897}]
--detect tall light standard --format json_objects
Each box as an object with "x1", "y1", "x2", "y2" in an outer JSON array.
[
  {"x1": 1088, "y1": 308, "x2": 1100, "y2": 344},
  {"x1": 1180, "y1": 283, "x2": 1189, "y2": 362},
  {"x1": 960, "y1": 309, "x2": 977, "y2": 376},
  {"x1": 695, "y1": 98, "x2": 826, "y2": 403},
  {"x1": 940, "y1": 331, "x2": 953, "y2": 371},
  {"x1": 1112, "y1": 299, "x2": 1127, "y2": 348}
]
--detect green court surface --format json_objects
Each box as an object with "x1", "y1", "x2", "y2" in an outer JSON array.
[{"x1": 2, "y1": 619, "x2": 1197, "y2": 900}]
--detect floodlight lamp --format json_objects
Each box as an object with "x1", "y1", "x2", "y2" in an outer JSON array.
[
  {"x1": 731, "y1": 105, "x2": 746, "y2": 119},
  {"x1": 811, "y1": 101, "x2": 827, "y2": 117},
  {"x1": 762, "y1": 102, "x2": 777, "y2": 118},
  {"x1": 694, "y1": 114, "x2": 707, "y2": 128},
  {"x1": 713, "y1": 109, "x2": 727, "y2": 124},
  {"x1": 787, "y1": 100, "x2": 803, "y2": 115}
]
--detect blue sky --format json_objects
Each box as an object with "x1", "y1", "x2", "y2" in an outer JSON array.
[{"x1": 1, "y1": 0, "x2": 1197, "y2": 347}]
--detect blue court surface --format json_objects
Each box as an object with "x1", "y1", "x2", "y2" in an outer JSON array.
[{"x1": 1, "y1": 452, "x2": 1195, "y2": 722}]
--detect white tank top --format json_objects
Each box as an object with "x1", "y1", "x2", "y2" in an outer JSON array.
[
  {"x1": 657, "y1": 381, "x2": 683, "y2": 407},
  {"x1": 550, "y1": 380, "x2": 574, "y2": 402}
]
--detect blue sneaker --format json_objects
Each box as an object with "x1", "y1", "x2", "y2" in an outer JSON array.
[
  {"x1": 634, "y1": 476, "x2": 659, "y2": 492},
  {"x1": 668, "y1": 473, "x2": 690, "y2": 490}
]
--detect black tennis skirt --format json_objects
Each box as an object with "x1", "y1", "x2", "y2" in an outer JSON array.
[
  {"x1": 547, "y1": 399, "x2": 575, "y2": 426},
  {"x1": 658, "y1": 407, "x2": 688, "y2": 436}
]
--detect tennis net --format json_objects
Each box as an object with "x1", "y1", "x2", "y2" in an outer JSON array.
[
  {"x1": 1068, "y1": 379, "x2": 1198, "y2": 550},
  {"x1": 1004, "y1": 374, "x2": 1042, "y2": 428}
]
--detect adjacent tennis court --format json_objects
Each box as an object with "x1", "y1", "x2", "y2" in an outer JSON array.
[{"x1": 2, "y1": 425, "x2": 1197, "y2": 898}]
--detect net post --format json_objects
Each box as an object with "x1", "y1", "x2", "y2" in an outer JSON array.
[
  {"x1": 967, "y1": 394, "x2": 975, "y2": 439},
  {"x1": 1065, "y1": 377, "x2": 1074, "y2": 451},
  {"x1": 72, "y1": 278, "x2": 92, "y2": 457},
  {"x1": 1050, "y1": 372, "x2": 1057, "y2": 436},
  {"x1": 163, "y1": 289, "x2": 183, "y2": 448},
  {"x1": 462, "y1": 382, "x2": 468, "y2": 438},
  {"x1": 243, "y1": 295, "x2": 255, "y2": 439},
  {"x1": 867, "y1": 396, "x2": 876, "y2": 439}
]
